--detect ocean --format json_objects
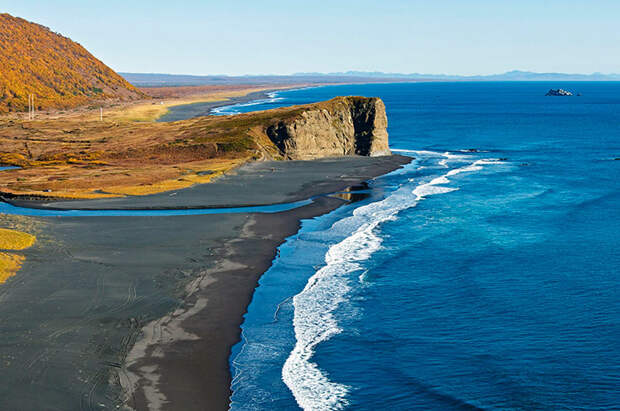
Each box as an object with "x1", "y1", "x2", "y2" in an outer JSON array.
[{"x1": 222, "y1": 82, "x2": 620, "y2": 410}]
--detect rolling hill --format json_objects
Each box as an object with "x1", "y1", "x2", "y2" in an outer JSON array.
[{"x1": 0, "y1": 13, "x2": 143, "y2": 113}]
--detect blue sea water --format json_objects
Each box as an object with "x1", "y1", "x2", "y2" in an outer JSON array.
[{"x1": 227, "y1": 83, "x2": 620, "y2": 410}]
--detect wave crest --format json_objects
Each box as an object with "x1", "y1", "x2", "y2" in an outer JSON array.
[{"x1": 282, "y1": 158, "x2": 497, "y2": 409}]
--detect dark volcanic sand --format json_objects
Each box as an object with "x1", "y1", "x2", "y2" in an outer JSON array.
[
  {"x1": 0, "y1": 156, "x2": 411, "y2": 410},
  {"x1": 14, "y1": 155, "x2": 411, "y2": 210}
]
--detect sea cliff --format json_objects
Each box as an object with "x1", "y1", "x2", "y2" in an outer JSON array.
[{"x1": 265, "y1": 96, "x2": 390, "y2": 159}]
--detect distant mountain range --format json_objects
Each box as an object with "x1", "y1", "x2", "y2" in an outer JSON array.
[
  {"x1": 294, "y1": 70, "x2": 620, "y2": 81},
  {"x1": 121, "y1": 70, "x2": 620, "y2": 87},
  {"x1": 118, "y1": 72, "x2": 411, "y2": 87}
]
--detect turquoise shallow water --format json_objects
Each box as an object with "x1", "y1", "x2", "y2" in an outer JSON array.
[
  {"x1": 0, "y1": 197, "x2": 313, "y2": 217},
  {"x1": 228, "y1": 83, "x2": 620, "y2": 410}
]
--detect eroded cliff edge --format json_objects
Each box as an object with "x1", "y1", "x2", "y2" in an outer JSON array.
[{"x1": 265, "y1": 96, "x2": 390, "y2": 159}]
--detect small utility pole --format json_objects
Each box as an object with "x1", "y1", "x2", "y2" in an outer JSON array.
[
  {"x1": 28, "y1": 94, "x2": 36, "y2": 120},
  {"x1": 100, "y1": 107, "x2": 103, "y2": 121}
]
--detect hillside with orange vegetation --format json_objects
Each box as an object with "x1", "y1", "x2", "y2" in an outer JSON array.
[{"x1": 0, "y1": 13, "x2": 144, "y2": 113}]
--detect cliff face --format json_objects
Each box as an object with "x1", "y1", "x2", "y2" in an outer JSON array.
[{"x1": 265, "y1": 96, "x2": 390, "y2": 160}]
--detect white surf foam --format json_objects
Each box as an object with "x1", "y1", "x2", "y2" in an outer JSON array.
[
  {"x1": 391, "y1": 148, "x2": 446, "y2": 156},
  {"x1": 282, "y1": 158, "x2": 497, "y2": 410},
  {"x1": 442, "y1": 151, "x2": 467, "y2": 159},
  {"x1": 212, "y1": 96, "x2": 284, "y2": 115},
  {"x1": 391, "y1": 148, "x2": 420, "y2": 154},
  {"x1": 392, "y1": 149, "x2": 469, "y2": 164}
]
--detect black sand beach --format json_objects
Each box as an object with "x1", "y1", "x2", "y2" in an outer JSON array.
[
  {"x1": 12, "y1": 156, "x2": 409, "y2": 211},
  {"x1": 0, "y1": 155, "x2": 410, "y2": 410}
]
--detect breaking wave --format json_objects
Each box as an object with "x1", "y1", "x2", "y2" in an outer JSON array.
[
  {"x1": 212, "y1": 95, "x2": 284, "y2": 115},
  {"x1": 282, "y1": 156, "x2": 499, "y2": 410}
]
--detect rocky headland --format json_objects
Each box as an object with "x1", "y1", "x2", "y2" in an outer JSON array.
[{"x1": 0, "y1": 96, "x2": 393, "y2": 200}]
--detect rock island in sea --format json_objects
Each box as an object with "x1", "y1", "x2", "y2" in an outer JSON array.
[{"x1": 546, "y1": 88, "x2": 573, "y2": 96}]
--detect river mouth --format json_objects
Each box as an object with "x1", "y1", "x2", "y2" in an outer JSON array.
[
  {"x1": 0, "y1": 197, "x2": 316, "y2": 217},
  {"x1": 0, "y1": 184, "x2": 374, "y2": 217}
]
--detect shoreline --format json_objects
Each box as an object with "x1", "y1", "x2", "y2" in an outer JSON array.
[
  {"x1": 122, "y1": 195, "x2": 347, "y2": 411},
  {"x1": 156, "y1": 89, "x2": 273, "y2": 122},
  {"x1": 0, "y1": 155, "x2": 411, "y2": 410},
  {"x1": 103, "y1": 84, "x2": 306, "y2": 123},
  {"x1": 120, "y1": 156, "x2": 412, "y2": 411},
  {"x1": 155, "y1": 84, "x2": 316, "y2": 122}
]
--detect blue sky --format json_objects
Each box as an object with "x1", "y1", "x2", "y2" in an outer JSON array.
[{"x1": 4, "y1": 0, "x2": 619, "y2": 75}]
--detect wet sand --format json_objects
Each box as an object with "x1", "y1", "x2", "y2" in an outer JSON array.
[{"x1": 0, "y1": 155, "x2": 411, "y2": 410}]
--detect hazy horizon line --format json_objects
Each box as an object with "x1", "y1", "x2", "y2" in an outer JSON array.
[{"x1": 119, "y1": 70, "x2": 620, "y2": 78}]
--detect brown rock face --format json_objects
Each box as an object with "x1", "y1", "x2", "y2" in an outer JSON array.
[{"x1": 265, "y1": 96, "x2": 391, "y2": 160}]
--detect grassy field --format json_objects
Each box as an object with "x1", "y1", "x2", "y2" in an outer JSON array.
[
  {"x1": 0, "y1": 114, "x2": 260, "y2": 199},
  {"x1": 0, "y1": 228, "x2": 36, "y2": 249},
  {"x1": 0, "y1": 227, "x2": 36, "y2": 284}
]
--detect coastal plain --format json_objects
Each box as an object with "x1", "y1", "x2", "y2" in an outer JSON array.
[{"x1": 0, "y1": 155, "x2": 410, "y2": 410}]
